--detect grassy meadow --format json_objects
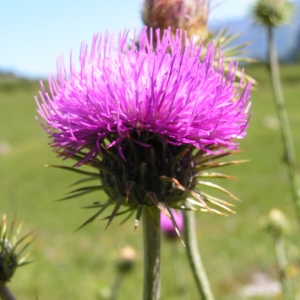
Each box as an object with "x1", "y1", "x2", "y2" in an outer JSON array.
[{"x1": 1, "y1": 63, "x2": 300, "y2": 300}]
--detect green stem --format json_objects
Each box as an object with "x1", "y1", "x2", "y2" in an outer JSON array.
[
  {"x1": 274, "y1": 235, "x2": 294, "y2": 299},
  {"x1": 0, "y1": 286, "x2": 16, "y2": 300},
  {"x1": 142, "y1": 207, "x2": 161, "y2": 300},
  {"x1": 183, "y1": 208, "x2": 214, "y2": 300},
  {"x1": 109, "y1": 273, "x2": 123, "y2": 300},
  {"x1": 267, "y1": 25, "x2": 300, "y2": 223}
]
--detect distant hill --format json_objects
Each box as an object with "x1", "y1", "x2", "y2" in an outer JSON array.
[{"x1": 208, "y1": 1, "x2": 300, "y2": 62}]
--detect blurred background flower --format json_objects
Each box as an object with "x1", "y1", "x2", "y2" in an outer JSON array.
[
  {"x1": 161, "y1": 210, "x2": 183, "y2": 240},
  {"x1": 142, "y1": 0, "x2": 209, "y2": 39},
  {"x1": 250, "y1": 0, "x2": 294, "y2": 27}
]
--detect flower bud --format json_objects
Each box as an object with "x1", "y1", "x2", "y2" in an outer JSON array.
[
  {"x1": 116, "y1": 246, "x2": 136, "y2": 273},
  {"x1": 260, "y1": 209, "x2": 290, "y2": 237},
  {"x1": 0, "y1": 215, "x2": 33, "y2": 286},
  {"x1": 251, "y1": 0, "x2": 294, "y2": 27},
  {"x1": 142, "y1": 0, "x2": 209, "y2": 38}
]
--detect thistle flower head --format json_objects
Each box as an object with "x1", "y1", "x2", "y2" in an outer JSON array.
[
  {"x1": 36, "y1": 28, "x2": 251, "y2": 231},
  {"x1": 0, "y1": 215, "x2": 32, "y2": 286},
  {"x1": 251, "y1": 0, "x2": 294, "y2": 27},
  {"x1": 142, "y1": 0, "x2": 209, "y2": 38}
]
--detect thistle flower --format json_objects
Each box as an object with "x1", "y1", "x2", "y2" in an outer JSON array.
[
  {"x1": 161, "y1": 210, "x2": 183, "y2": 239},
  {"x1": 0, "y1": 215, "x2": 32, "y2": 286},
  {"x1": 142, "y1": 0, "x2": 209, "y2": 38},
  {"x1": 36, "y1": 28, "x2": 251, "y2": 232}
]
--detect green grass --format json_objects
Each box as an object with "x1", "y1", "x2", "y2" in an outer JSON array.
[{"x1": 1, "y1": 63, "x2": 300, "y2": 299}]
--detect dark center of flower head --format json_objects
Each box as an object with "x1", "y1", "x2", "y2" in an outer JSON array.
[{"x1": 101, "y1": 131, "x2": 197, "y2": 208}]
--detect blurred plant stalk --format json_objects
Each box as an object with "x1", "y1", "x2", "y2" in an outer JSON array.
[
  {"x1": 109, "y1": 246, "x2": 136, "y2": 300},
  {"x1": 267, "y1": 24, "x2": 300, "y2": 223},
  {"x1": 274, "y1": 235, "x2": 294, "y2": 300},
  {"x1": 161, "y1": 211, "x2": 189, "y2": 299},
  {"x1": 261, "y1": 209, "x2": 295, "y2": 299},
  {"x1": 251, "y1": 0, "x2": 300, "y2": 224},
  {"x1": 183, "y1": 204, "x2": 214, "y2": 300}
]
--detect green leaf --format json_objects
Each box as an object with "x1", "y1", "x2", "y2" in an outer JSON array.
[
  {"x1": 74, "y1": 200, "x2": 112, "y2": 231},
  {"x1": 57, "y1": 187, "x2": 105, "y2": 201},
  {"x1": 105, "y1": 197, "x2": 124, "y2": 229}
]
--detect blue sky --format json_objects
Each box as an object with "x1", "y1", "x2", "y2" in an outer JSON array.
[{"x1": 0, "y1": 0, "x2": 256, "y2": 78}]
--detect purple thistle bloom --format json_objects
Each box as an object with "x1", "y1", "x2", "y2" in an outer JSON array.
[
  {"x1": 36, "y1": 28, "x2": 250, "y2": 161},
  {"x1": 35, "y1": 27, "x2": 251, "y2": 230}
]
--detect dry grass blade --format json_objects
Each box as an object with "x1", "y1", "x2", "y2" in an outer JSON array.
[
  {"x1": 195, "y1": 172, "x2": 238, "y2": 179},
  {"x1": 160, "y1": 176, "x2": 212, "y2": 212},
  {"x1": 197, "y1": 180, "x2": 240, "y2": 200},
  {"x1": 146, "y1": 191, "x2": 170, "y2": 216}
]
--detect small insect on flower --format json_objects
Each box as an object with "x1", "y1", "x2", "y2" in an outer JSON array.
[{"x1": 35, "y1": 27, "x2": 251, "y2": 234}]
